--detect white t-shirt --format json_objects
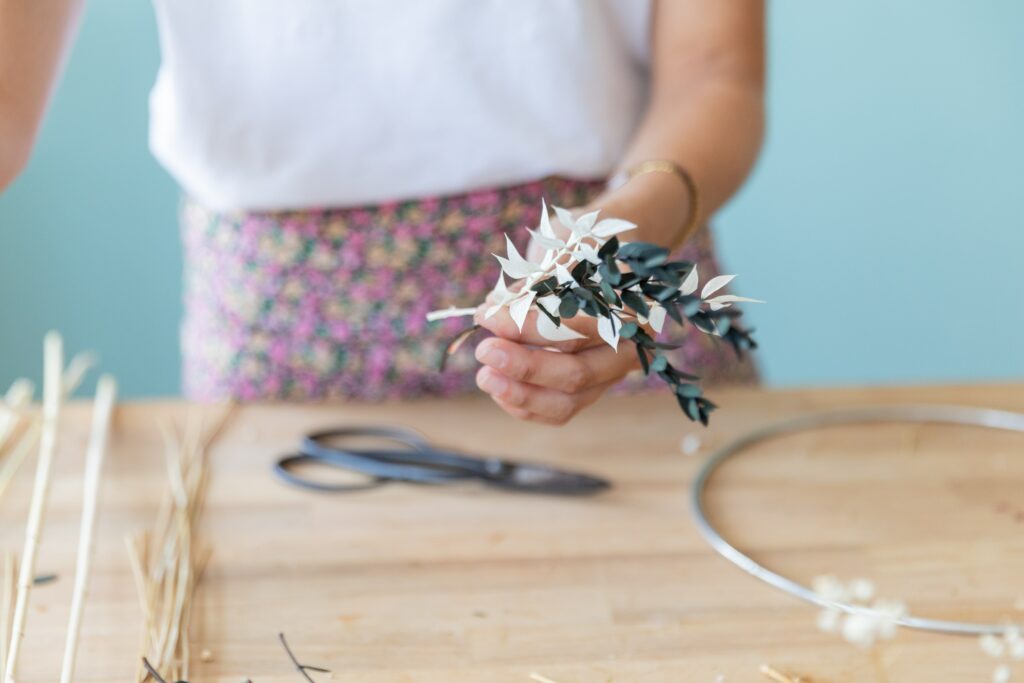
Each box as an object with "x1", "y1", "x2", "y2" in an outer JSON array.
[{"x1": 149, "y1": 0, "x2": 652, "y2": 211}]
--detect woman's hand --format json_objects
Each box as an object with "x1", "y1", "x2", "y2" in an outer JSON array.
[{"x1": 473, "y1": 304, "x2": 640, "y2": 426}]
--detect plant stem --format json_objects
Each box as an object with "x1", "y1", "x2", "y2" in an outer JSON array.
[
  {"x1": 4, "y1": 332, "x2": 63, "y2": 683},
  {"x1": 60, "y1": 375, "x2": 117, "y2": 683}
]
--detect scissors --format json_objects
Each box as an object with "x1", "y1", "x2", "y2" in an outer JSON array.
[{"x1": 274, "y1": 426, "x2": 611, "y2": 495}]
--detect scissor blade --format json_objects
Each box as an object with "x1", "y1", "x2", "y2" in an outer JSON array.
[{"x1": 489, "y1": 462, "x2": 611, "y2": 495}]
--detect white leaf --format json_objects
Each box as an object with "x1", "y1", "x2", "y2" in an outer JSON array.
[
  {"x1": 596, "y1": 316, "x2": 620, "y2": 350},
  {"x1": 538, "y1": 198, "x2": 557, "y2": 239},
  {"x1": 591, "y1": 218, "x2": 637, "y2": 238},
  {"x1": 574, "y1": 243, "x2": 601, "y2": 264},
  {"x1": 575, "y1": 209, "x2": 600, "y2": 232},
  {"x1": 706, "y1": 294, "x2": 765, "y2": 311},
  {"x1": 553, "y1": 205, "x2": 576, "y2": 232},
  {"x1": 493, "y1": 234, "x2": 540, "y2": 279},
  {"x1": 701, "y1": 274, "x2": 736, "y2": 299},
  {"x1": 536, "y1": 314, "x2": 587, "y2": 341},
  {"x1": 648, "y1": 304, "x2": 667, "y2": 334},
  {"x1": 680, "y1": 265, "x2": 699, "y2": 295},
  {"x1": 538, "y1": 248, "x2": 557, "y2": 270},
  {"x1": 494, "y1": 255, "x2": 533, "y2": 279},
  {"x1": 528, "y1": 228, "x2": 565, "y2": 251},
  {"x1": 509, "y1": 291, "x2": 536, "y2": 332},
  {"x1": 484, "y1": 304, "x2": 503, "y2": 320},
  {"x1": 493, "y1": 270, "x2": 509, "y2": 297},
  {"x1": 554, "y1": 264, "x2": 575, "y2": 285}
]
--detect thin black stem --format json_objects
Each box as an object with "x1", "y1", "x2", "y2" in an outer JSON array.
[
  {"x1": 279, "y1": 632, "x2": 331, "y2": 682},
  {"x1": 141, "y1": 657, "x2": 169, "y2": 683}
]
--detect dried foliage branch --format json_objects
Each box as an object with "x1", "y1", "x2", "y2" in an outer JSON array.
[
  {"x1": 59, "y1": 375, "x2": 118, "y2": 683},
  {"x1": 4, "y1": 332, "x2": 64, "y2": 683},
  {"x1": 126, "y1": 404, "x2": 233, "y2": 683},
  {"x1": 0, "y1": 380, "x2": 33, "y2": 453},
  {"x1": 0, "y1": 352, "x2": 96, "y2": 509},
  {"x1": 428, "y1": 200, "x2": 762, "y2": 424},
  {"x1": 0, "y1": 554, "x2": 16, "y2": 678}
]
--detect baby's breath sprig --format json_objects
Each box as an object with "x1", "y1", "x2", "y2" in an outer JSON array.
[
  {"x1": 980, "y1": 626, "x2": 1024, "y2": 683},
  {"x1": 812, "y1": 575, "x2": 906, "y2": 649},
  {"x1": 427, "y1": 200, "x2": 763, "y2": 425}
]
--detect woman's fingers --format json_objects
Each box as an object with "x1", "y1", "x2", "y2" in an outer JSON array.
[
  {"x1": 476, "y1": 366, "x2": 613, "y2": 426},
  {"x1": 475, "y1": 336, "x2": 637, "y2": 393}
]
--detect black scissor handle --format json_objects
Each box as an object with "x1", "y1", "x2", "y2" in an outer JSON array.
[
  {"x1": 274, "y1": 453, "x2": 388, "y2": 493},
  {"x1": 302, "y1": 427, "x2": 479, "y2": 484}
]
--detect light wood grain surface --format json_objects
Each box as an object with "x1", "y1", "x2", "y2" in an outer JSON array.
[{"x1": 2, "y1": 384, "x2": 1023, "y2": 682}]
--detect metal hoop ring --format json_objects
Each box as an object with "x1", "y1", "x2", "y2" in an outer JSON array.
[{"x1": 690, "y1": 404, "x2": 1024, "y2": 636}]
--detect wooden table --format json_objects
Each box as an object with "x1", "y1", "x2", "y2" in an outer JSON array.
[{"x1": 2, "y1": 384, "x2": 1023, "y2": 682}]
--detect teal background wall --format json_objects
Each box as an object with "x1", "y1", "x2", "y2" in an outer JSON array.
[{"x1": 1, "y1": 2, "x2": 1022, "y2": 397}]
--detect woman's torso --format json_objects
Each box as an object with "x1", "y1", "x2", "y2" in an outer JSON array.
[{"x1": 149, "y1": 0, "x2": 653, "y2": 211}]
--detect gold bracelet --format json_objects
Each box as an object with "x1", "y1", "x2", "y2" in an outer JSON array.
[{"x1": 607, "y1": 159, "x2": 701, "y2": 249}]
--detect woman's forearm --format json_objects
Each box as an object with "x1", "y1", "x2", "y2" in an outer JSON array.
[
  {"x1": 592, "y1": 0, "x2": 766, "y2": 248},
  {"x1": 0, "y1": 0, "x2": 84, "y2": 191}
]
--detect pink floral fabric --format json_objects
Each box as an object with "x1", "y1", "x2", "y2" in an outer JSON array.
[{"x1": 181, "y1": 177, "x2": 757, "y2": 401}]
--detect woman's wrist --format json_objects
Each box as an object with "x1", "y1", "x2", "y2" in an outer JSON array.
[{"x1": 589, "y1": 169, "x2": 694, "y2": 249}]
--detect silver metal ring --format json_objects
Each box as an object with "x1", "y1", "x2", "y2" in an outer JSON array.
[{"x1": 690, "y1": 404, "x2": 1024, "y2": 636}]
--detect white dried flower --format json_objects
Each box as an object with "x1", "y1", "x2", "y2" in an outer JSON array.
[
  {"x1": 983, "y1": 634, "x2": 1009, "y2": 659},
  {"x1": 680, "y1": 433, "x2": 702, "y2": 456},
  {"x1": 812, "y1": 575, "x2": 905, "y2": 649},
  {"x1": 812, "y1": 574, "x2": 849, "y2": 602},
  {"x1": 849, "y1": 578, "x2": 876, "y2": 602},
  {"x1": 980, "y1": 624, "x2": 1024, "y2": 683},
  {"x1": 817, "y1": 607, "x2": 842, "y2": 633}
]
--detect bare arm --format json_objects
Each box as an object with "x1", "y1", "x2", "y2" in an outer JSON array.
[
  {"x1": 0, "y1": 0, "x2": 85, "y2": 191},
  {"x1": 484, "y1": 0, "x2": 766, "y2": 425},
  {"x1": 595, "y1": 0, "x2": 766, "y2": 247}
]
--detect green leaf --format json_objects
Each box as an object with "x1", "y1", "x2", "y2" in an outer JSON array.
[
  {"x1": 636, "y1": 345, "x2": 650, "y2": 374},
  {"x1": 558, "y1": 294, "x2": 579, "y2": 318},
  {"x1": 536, "y1": 303, "x2": 560, "y2": 326},
  {"x1": 692, "y1": 316, "x2": 718, "y2": 335},
  {"x1": 620, "y1": 290, "x2": 650, "y2": 317},
  {"x1": 677, "y1": 394, "x2": 701, "y2": 422},
  {"x1": 644, "y1": 250, "x2": 669, "y2": 268},
  {"x1": 598, "y1": 235, "x2": 620, "y2": 258},
  {"x1": 680, "y1": 297, "x2": 702, "y2": 317},
  {"x1": 619, "y1": 321, "x2": 639, "y2": 339},
  {"x1": 573, "y1": 286, "x2": 595, "y2": 302},
  {"x1": 675, "y1": 383, "x2": 702, "y2": 398},
  {"x1": 531, "y1": 276, "x2": 558, "y2": 294},
  {"x1": 599, "y1": 279, "x2": 618, "y2": 305},
  {"x1": 616, "y1": 242, "x2": 649, "y2": 260},
  {"x1": 664, "y1": 302, "x2": 683, "y2": 325},
  {"x1": 601, "y1": 259, "x2": 622, "y2": 285},
  {"x1": 618, "y1": 274, "x2": 645, "y2": 290},
  {"x1": 571, "y1": 260, "x2": 593, "y2": 282},
  {"x1": 649, "y1": 355, "x2": 668, "y2": 373}
]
